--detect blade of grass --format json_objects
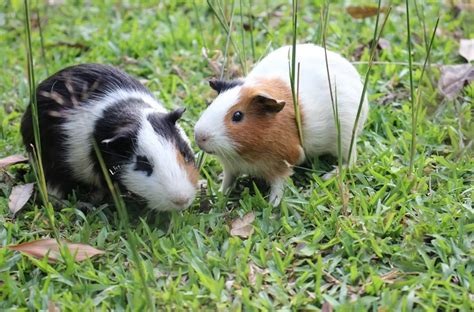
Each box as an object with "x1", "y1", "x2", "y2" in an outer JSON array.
[
  {"x1": 35, "y1": 5, "x2": 48, "y2": 76},
  {"x1": 207, "y1": 0, "x2": 247, "y2": 75},
  {"x1": 347, "y1": 2, "x2": 392, "y2": 165},
  {"x1": 192, "y1": 0, "x2": 207, "y2": 50},
  {"x1": 248, "y1": 0, "x2": 255, "y2": 62},
  {"x1": 410, "y1": 18, "x2": 440, "y2": 176},
  {"x1": 239, "y1": 0, "x2": 247, "y2": 74},
  {"x1": 24, "y1": 0, "x2": 48, "y2": 205},
  {"x1": 406, "y1": 0, "x2": 416, "y2": 177},
  {"x1": 321, "y1": 2, "x2": 345, "y2": 209},
  {"x1": 220, "y1": 0, "x2": 236, "y2": 79},
  {"x1": 24, "y1": 0, "x2": 61, "y2": 252},
  {"x1": 289, "y1": 0, "x2": 304, "y2": 146},
  {"x1": 92, "y1": 140, "x2": 155, "y2": 311}
]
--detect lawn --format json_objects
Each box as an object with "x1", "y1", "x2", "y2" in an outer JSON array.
[{"x1": 0, "y1": 0, "x2": 473, "y2": 310}]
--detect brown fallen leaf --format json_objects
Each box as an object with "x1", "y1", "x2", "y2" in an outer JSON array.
[
  {"x1": 50, "y1": 41, "x2": 90, "y2": 51},
  {"x1": 48, "y1": 301, "x2": 60, "y2": 312},
  {"x1": 0, "y1": 155, "x2": 28, "y2": 169},
  {"x1": 346, "y1": 6, "x2": 387, "y2": 19},
  {"x1": 248, "y1": 261, "x2": 269, "y2": 285},
  {"x1": 438, "y1": 64, "x2": 474, "y2": 99},
  {"x1": 7, "y1": 239, "x2": 105, "y2": 263},
  {"x1": 377, "y1": 38, "x2": 391, "y2": 50},
  {"x1": 9, "y1": 183, "x2": 35, "y2": 216},
  {"x1": 202, "y1": 47, "x2": 223, "y2": 77},
  {"x1": 47, "y1": 0, "x2": 65, "y2": 5},
  {"x1": 459, "y1": 39, "x2": 474, "y2": 62},
  {"x1": 321, "y1": 301, "x2": 334, "y2": 312},
  {"x1": 230, "y1": 212, "x2": 255, "y2": 238},
  {"x1": 446, "y1": 0, "x2": 474, "y2": 11}
]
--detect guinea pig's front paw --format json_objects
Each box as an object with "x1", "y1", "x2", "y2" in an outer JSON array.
[
  {"x1": 268, "y1": 191, "x2": 282, "y2": 207},
  {"x1": 322, "y1": 166, "x2": 338, "y2": 181},
  {"x1": 268, "y1": 179, "x2": 285, "y2": 207},
  {"x1": 322, "y1": 164, "x2": 351, "y2": 181}
]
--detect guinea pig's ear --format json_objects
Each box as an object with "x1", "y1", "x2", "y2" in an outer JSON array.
[
  {"x1": 209, "y1": 79, "x2": 225, "y2": 94},
  {"x1": 252, "y1": 93, "x2": 286, "y2": 113},
  {"x1": 209, "y1": 79, "x2": 243, "y2": 94},
  {"x1": 167, "y1": 107, "x2": 186, "y2": 124}
]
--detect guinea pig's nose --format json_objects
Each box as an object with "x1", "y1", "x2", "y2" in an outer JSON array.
[
  {"x1": 172, "y1": 196, "x2": 190, "y2": 207},
  {"x1": 195, "y1": 132, "x2": 210, "y2": 145}
]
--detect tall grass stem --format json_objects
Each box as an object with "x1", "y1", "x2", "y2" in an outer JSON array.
[
  {"x1": 92, "y1": 140, "x2": 155, "y2": 311},
  {"x1": 347, "y1": 2, "x2": 391, "y2": 165},
  {"x1": 409, "y1": 18, "x2": 439, "y2": 175},
  {"x1": 289, "y1": 0, "x2": 304, "y2": 146},
  {"x1": 405, "y1": 0, "x2": 416, "y2": 176}
]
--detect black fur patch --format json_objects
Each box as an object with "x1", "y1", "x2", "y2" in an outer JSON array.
[{"x1": 209, "y1": 79, "x2": 244, "y2": 94}]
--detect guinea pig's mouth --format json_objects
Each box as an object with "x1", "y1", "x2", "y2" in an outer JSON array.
[
  {"x1": 123, "y1": 191, "x2": 194, "y2": 211},
  {"x1": 122, "y1": 191, "x2": 147, "y2": 204},
  {"x1": 197, "y1": 145, "x2": 216, "y2": 155}
]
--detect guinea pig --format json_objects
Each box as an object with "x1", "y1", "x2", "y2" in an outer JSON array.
[
  {"x1": 21, "y1": 63, "x2": 198, "y2": 211},
  {"x1": 194, "y1": 44, "x2": 368, "y2": 206}
]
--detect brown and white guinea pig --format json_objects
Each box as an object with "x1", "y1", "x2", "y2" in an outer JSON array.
[
  {"x1": 21, "y1": 64, "x2": 198, "y2": 211},
  {"x1": 194, "y1": 44, "x2": 368, "y2": 206}
]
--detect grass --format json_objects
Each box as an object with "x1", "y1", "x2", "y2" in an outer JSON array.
[{"x1": 0, "y1": 0, "x2": 473, "y2": 310}]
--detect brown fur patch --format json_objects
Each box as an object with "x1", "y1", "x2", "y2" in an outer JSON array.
[
  {"x1": 176, "y1": 151, "x2": 199, "y2": 186},
  {"x1": 225, "y1": 77, "x2": 303, "y2": 181}
]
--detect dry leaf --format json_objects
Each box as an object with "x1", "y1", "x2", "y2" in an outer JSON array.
[
  {"x1": 346, "y1": 6, "x2": 387, "y2": 19},
  {"x1": 230, "y1": 212, "x2": 255, "y2": 238},
  {"x1": 48, "y1": 301, "x2": 60, "y2": 312},
  {"x1": 248, "y1": 262, "x2": 269, "y2": 285},
  {"x1": 446, "y1": 0, "x2": 474, "y2": 11},
  {"x1": 202, "y1": 47, "x2": 223, "y2": 77},
  {"x1": 459, "y1": 39, "x2": 474, "y2": 62},
  {"x1": 438, "y1": 64, "x2": 474, "y2": 99},
  {"x1": 225, "y1": 279, "x2": 234, "y2": 291},
  {"x1": 7, "y1": 239, "x2": 105, "y2": 263},
  {"x1": 321, "y1": 301, "x2": 334, "y2": 312},
  {"x1": 8, "y1": 183, "x2": 34, "y2": 216},
  {"x1": 248, "y1": 262, "x2": 257, "y2": 285},
  {"x1": 0, "y1": 155, "x2": 28, "y2": 169},
  {"x1": 50, "y1": 41, "x2": 90, "y2": 51},
  {"x1": 380, "y1": 270, "x2": 400, "y2": 284},
  {"x1": 47, "y1": 0, "x2": 65, "y2": 5},
  {"x1": 377, "y1": 38, "x2": 391, "y2": 50}
]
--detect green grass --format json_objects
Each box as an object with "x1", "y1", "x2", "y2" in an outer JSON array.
[{"x1": 1, "y1": 0, "x2": 473, "y2": 310}]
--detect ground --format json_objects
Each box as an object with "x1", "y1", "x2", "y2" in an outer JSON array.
[{"x1": 0, "y1": 0, "x2": 473, "y2": 310}]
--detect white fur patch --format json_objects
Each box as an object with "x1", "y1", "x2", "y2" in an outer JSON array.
[
  {"x1": 121, "y1": 113, "x2": 197, "y2": 211},
  {"x1": 194, "y1": 86, "x2": 241, "y2": 156}
]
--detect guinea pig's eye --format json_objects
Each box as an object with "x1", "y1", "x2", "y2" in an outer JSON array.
[
  {"x1": 232, "y1": 111, "x2": 244, "y2": 122},
  {"x1": 134, "y1": 155, "x2": 153, "y2": 176}
]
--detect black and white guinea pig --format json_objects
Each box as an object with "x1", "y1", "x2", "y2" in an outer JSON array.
[
  {"x1": 21, "y1": 64, "x2": 198, "y2": 211},
  {"x1": 194, "y1": 44, "x2": 368, "y2": 206}
]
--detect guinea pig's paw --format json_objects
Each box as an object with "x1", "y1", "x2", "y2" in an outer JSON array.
[
  {"x1": 322, "y1": 166, "x2": 339, "y2": 181},
  {"x1": 268, "y1": 192, "x2": 283, "y2": 207},
  {"x1": 90, "y1": 189, "x2": 106, "y2": 203},
  {"x1": 268, "y1": 179, "x2": 285, "y2": 207},
  {"x1": 322, "y1": 164, "x2": 352, "y2": 181}
]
